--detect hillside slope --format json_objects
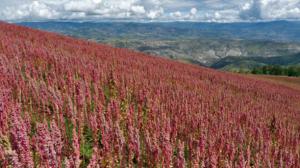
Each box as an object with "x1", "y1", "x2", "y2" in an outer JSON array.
[
  {"x1": 211, "y1": 53, "x2": 300, "y2": 70},
  {"x1": 0, "y1": 22, "x2": 300, "y2": 167},
  {"x1": 247, "y1": 75, "x2": 300, "y2": 92},
  {"x1": 19, "y1": 21, "x2": 300, "y2": 66}
]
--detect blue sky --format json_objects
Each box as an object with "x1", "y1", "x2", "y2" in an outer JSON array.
[{"x1": 1, "y1": 0, "x2": 300, "y2": 22}]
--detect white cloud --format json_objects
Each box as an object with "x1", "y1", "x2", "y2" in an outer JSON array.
[
  {"x1": 131, "y1": 6, "x2": 146, "y2": 14},
  {"x1": 240, "y1": 0, "x2": 300, "y2": 20},
  {"x1": 170, "y1": 11, "x2": 182, "y2": 18},
  {"x1": 242, "y1": 2, "x2": 252, "y2": 10},
  {"x1": 2, "y1": 1, "x2": 59, "y2": 20},
  {"x1": 0, "y1": 0, "x2": 167, "y2": 20},
  {"x1": 259, "y1": 0, "x2": 300, "y2": 19},
  {"x1": 1, "y1": 0, "x2": 300, "y2": 22},
  {"x1": 240, "y1": 0, "x2": 261, "y2": 20},
  {"x1": 190, "y1": 8, "x2": 197, "y2": 15},
  {"x1": 147, "y1": 7, "x2": 164, "y2": 19},
  {"x1": 64, "y1": 0, "x2": 102, "y2": 12},
  {"x1": 202, "y1": 9, "x2": 240, "y2": 22}
]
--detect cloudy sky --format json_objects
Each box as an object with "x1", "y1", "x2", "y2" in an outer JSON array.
[{"x1": 1, "y1": 0, "x2": 300, "y2": 22}]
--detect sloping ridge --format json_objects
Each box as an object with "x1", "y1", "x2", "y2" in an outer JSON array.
[
  {"x1": 211, "y1": 53, "x2": 300, "y2": 70},
  {"x1": 0, "y1": 22, "x2": 300, "y2": 167}
]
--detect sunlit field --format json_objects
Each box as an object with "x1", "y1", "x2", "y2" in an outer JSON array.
[{"x1": 1, "y1": 23, "x2": 300, "y2": 167}]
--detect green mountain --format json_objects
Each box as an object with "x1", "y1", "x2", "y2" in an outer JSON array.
[{"x1": 211, "y1": 53, "x2": 300, "y2": 70}]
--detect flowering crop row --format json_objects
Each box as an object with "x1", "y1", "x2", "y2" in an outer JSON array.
[{"x1": 0, "y1": 22, "x2": 300, "y2": 167}]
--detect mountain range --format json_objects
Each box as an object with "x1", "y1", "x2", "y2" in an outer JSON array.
[{"x1": 18, "y1": 21, "x2": 300, "y2": 69}]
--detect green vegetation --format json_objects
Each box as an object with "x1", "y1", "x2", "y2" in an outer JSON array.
[
  {"x1": 212, "y1": 53, "x2": 300, "y2": 71},
  {"x1": 251, "y1": 65, "x2": 300, "y2": 77},
  {"x1": 80, "y1": 125, "x2": 94, "y2": 167}
]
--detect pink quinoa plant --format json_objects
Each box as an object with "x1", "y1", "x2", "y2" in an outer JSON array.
[{"x1": 0, "y1": 22, "x2": 299, "y2": 167}]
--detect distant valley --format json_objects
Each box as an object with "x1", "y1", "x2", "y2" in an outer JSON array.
[
  {"x1": 106, "y1": 39, "x2": 300, "y2": 66},
  {"x1": 19, "y1": 21, "x2": 300, "y2": 69}
]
